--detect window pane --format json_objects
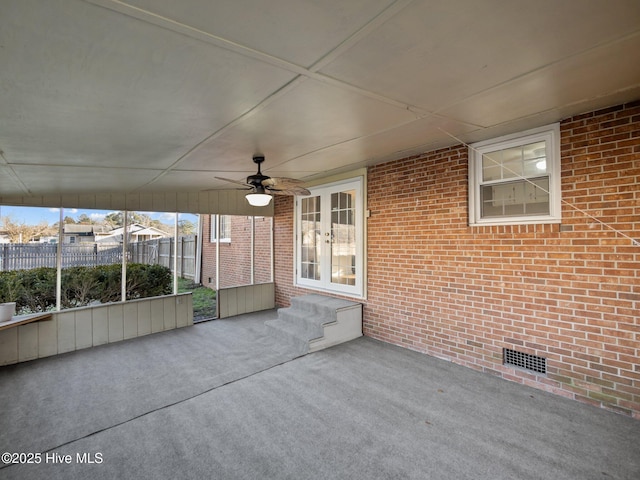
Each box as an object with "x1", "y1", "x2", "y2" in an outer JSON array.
[
  {"x1": 0, "y1": 206, "x2": 58, "y2": 314},
  {"x1": 220, "y1": 215, "x2": 231, "y2": 240},
  {"x1": 331, "y1": 190, "x2": 356, "y2": 286},
  {"x1": 524, "y1": 178, "x2": 550, "y2": 214},
  {"x1": 502, "y1": 156, "x2": 523, "y2": 180},
  {"x1": 210, "y1": 214, "x2": 231, "y2": 241},
  {"x1": 482, "y1": 151, "x2": 503, "y2": 181},
  {"x1": 483, "y1": 141, "x2": 548, "y2": 182},
  {"x1": 481, "y1": 178, "x2": 550, "y2": 218},
  {"x1": 523, "y1": 141, "x2": 546, "y2": 160},
  {"x1": 61, "y1": 208, "x2": 124, "y2": 309},
  {"x1": 202, "y1": 215, "x2": 271, "y2": 291},
  {"x1": 300, "y1": 196, "x2": 321, "y2": 281},
  {"x1": 126, "y1": 211, "x2": 175, "y2": 300}
]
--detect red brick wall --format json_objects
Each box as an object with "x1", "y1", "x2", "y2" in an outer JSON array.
[
  {"x1": 201, "y1": 215, "x2": 272, "y2": 288},
  {"x1": 274, "y1": 101, "x2": 640, "y2": 418},
  {"x1": 274, "y1": 196, "x2": 297, "y2": 306}
]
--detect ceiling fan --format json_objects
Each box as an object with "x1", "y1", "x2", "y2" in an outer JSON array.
[{"x1": 216, "y1": 155, "x2": 310, "y2": 206}]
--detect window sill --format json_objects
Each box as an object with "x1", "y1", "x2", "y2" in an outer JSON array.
[{"x1": 470, "y1": 217, "x2": 561, "y2": 227}]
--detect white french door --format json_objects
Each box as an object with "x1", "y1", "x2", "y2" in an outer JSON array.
[{"x1": 296, "y1": 178, "x2": 363, "y2": 297}]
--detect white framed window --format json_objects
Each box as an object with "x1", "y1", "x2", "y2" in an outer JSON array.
[
  {"x1": 468, "y1": 123, "x2": 561, "y2": 226},
  {"x1": 210, "y1": 215, "x2": 231, "y2": 242},
  {"x1": 295, "y1": 177, "x2": 364, "y2": 298}
]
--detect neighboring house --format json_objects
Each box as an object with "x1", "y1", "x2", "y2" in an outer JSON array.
[
  {"x1": 37, "y1": 236, "x2": 58, "y2": 244},
  {"x1": 95, "y1": 223, "x2": 170, "y2": 244},
  {"x1": 62, "y1": 224, "x2": 109, "y2": 244}
]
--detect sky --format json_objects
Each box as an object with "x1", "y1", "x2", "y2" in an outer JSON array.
[{"x1": 0, "y1": 205, "x2": 198, "y2": 227}]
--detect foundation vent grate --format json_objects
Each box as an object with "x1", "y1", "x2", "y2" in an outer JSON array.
[{"x1": 503, "y1": 348, "x2": 547, "y2": 374}]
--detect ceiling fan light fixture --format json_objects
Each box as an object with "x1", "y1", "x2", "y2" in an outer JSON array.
[
  {"x1": 216, "y1": 154, "x2": 307, "y2": 204},
  {"x1": 246, "y1": 192, "x2": 272, "y2": 207}
]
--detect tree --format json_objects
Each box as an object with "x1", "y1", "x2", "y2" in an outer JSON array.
[
  {"x1": 178, "y1": 219, "x2": 196, "y2": 235},
  {"x1": 77, "y1": 213, "x2": 93, "y2": 224},
  {"x1": 0, "y1": 215, "x2": 55, "y2": 243},
  {"x1": 104, "y1": 212, "x2": 123, "y2": 228},
  {"x1": 104, "y1": 211, "x2": 156, "y2": 228}
]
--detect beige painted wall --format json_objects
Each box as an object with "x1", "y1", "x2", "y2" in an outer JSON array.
[
  {"x1": 218, "y1": 283, "x2": 275, "y2": 318},
  {"x1": 0, "y1": 190, "x2": 273, "y2": 216},
  {"x1": 0, "y1": 294, "x2": 193, "y2": 366}
]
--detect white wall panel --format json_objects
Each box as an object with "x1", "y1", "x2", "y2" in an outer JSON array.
[
  {"x1": 123, "y1": 302, "x2": 139, "y2": 340},
  {"x1": 176, "y1": 295, "x2": 190, "y2": 328},
  {"x1": 0, "y1": 294, "x2": 193, "y2": 366},
  {"x1": 75, "y1": 311, "x2": 93, "y2": 350},
  {"x1": 57, "y1": 312, "x2": 76, "y2": 354},
  {"x1": 0, "y1": 328, "x2": 18, "y2": 365},
  {"x1": 37, "y1": 317, "x2": 57, "y2": 359},
  {"x1": 93, "y1": 308, "x2": 109, "y2": 346},
  {"x1": 218, "y1": 283, "x2": 275, "y2": 319},
  {"x1": 150, "y1": 299, "x2": 165, "y2": 333},
  {"x1": 18, "y1": 323, "x2": 39, "y2": 362},
  {"x1": 163, "y1": 297, "x2": 177, "y2": 330},
  {"x1": 137, "y1": 300, "x2": 152, "y2": 336},
  {"x1": 108, "y1": 304, "x2": 125, "y2": 343}
]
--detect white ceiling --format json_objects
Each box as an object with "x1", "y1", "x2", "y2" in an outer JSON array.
[{"x1": 1, "y1": 0, "x2": 640, "y2": 197}]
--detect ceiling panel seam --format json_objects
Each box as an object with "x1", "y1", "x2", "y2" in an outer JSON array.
[
  {"x1": 433, "y1": 29, "x2": 640, "y2": 121},
  {"x1": 0, "y1": 151, "x2": 31, "y2": 195},
  {"x1": 133, "y1": 76, "x2": 311, "y2": 191},
  {"x1": 82, "y1": 1, "x2": 438, "y2": 189},
  {"x1": 83, "y1": 0, "x2": 434, "y2": 119},
  {"x1": 306, "y1": 0, "x2": 414, "y2": 73},
  {"x1": 83, "y1": 0, "x2": 312, "y2": 76}
]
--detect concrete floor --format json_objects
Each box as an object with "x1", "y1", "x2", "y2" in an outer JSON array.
[{"x1": 1, "y1": 310, "x2": 639, "y2": 479}]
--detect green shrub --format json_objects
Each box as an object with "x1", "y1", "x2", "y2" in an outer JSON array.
[
  {"x1": 61, "y1": 266, "x2": 101, "y2": 309},
  {"x1": 18, "y1": 267, "x2": 57, "y2": 313},
  {"x1": 93, "y1": 264, "x2": 122, "y2": 304},
  {"x1": 0, "y1": 264, "x2": 173, "y2": 314},
  {"x1": 0, "y1": 270, "x2": 25, "y2": 307},
  {"x1": 126, "y1": 263, "x2": 173, "y2": 300}
]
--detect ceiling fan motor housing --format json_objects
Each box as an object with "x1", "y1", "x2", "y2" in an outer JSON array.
[{"x1": 246, "y1": 155, "x2": 269, "y2": 188}]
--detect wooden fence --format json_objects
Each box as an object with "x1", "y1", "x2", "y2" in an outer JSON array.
[
  {"x1": 0, "y1": 235, "x2": 197, "y2": 280},
  {"x1": 0, "y1": 243, "x2": 122, "y2": 270},
  {"x1": 129, "y1": 236, "x2": 197, "y2": 280}
]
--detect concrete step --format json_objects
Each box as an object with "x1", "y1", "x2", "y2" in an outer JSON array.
[
  {"x1": 265, "y1": 294, "x2": 362, "y2": 354},
  {"x1": 264, "y1": 318, "x2": 310, "y2": 356}
]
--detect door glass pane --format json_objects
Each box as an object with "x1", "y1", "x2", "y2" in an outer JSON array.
[
  {"x1": 330, "y1": 190, "x2": 356, "y2": 286},
  {"x1": 300, "y1": 196, "x2": 321, "y2": 281}
]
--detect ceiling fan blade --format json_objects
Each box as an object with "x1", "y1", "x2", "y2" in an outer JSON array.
[
  {"x1": 215, "y1": 177, "x2": 253, "y2": 189},
  {"x1": 261, "y1": 177, "x2": 305, "y2": 188},
  {"x1": 267, "y1": 186, "x2": 311, "y2": 196}
]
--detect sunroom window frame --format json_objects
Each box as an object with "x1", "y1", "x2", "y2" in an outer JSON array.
[{"x1": 468, "y1": 123, "x2": 562, "y2": 226}]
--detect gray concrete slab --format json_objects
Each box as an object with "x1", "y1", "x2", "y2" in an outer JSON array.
[{"x1": 1, "y1": 311, "x2": 638, "y2": 479}]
